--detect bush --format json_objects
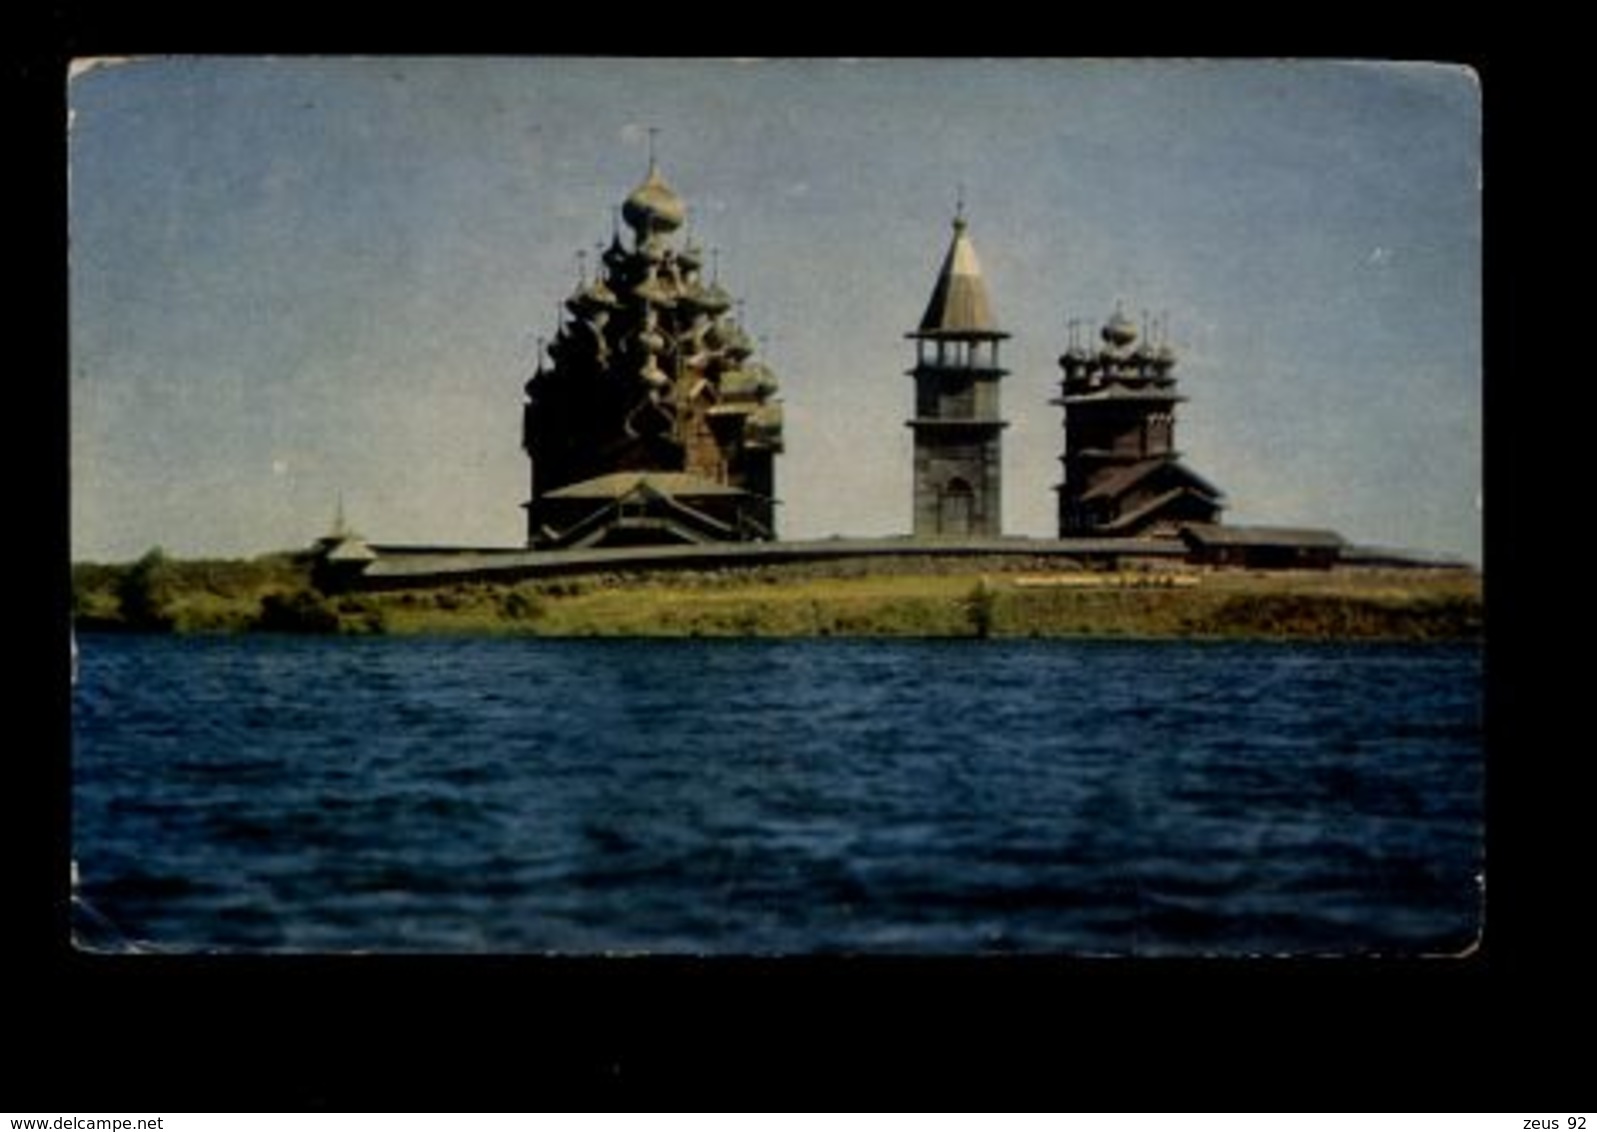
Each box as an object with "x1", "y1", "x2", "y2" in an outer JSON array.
[
  {"x1": 72, "y1": 564, "x2": 121, "y2": 625},
  {"x1": 117, "y1": 548, "x2": 176, "y2": 631},
  {"x1": 500, "y1": 590, "x2": 545, "y2": 621},
  {"x1": 963, "y1": 578, "x2": 998, "y2": 638},
  {"x1": 333, "y1": 595, "x2": 388, "y2": 634},
  {"x1": 254, "y1": 588, "x2": 341, "y2": 633}
]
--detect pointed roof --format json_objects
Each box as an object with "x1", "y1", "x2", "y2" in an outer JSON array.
[
  {"x1": 916, "y1": 216, "x2": 1005, "y2": 337},
  {"x1": 323, "y1": 536, "x2": 377, "y2": 564},
  {"x1": 1081, "y1": 457, "x2": 1226, "y2": 505},
  {"x1": 542, "y1": 471, "x2": 747, "y2": 501},
  {"x1": 1099, "y1": 485, "x2": 1224, "y2": 534}
]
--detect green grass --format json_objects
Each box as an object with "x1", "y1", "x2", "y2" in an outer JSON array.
[
  {"x1": 359, "y1": 565, "x2": 1481, "y2": 640},
  {"x1": 71, "y1": 552, "x2": 1483, "y2": 641}
]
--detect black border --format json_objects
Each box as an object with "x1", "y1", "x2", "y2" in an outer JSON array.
[{"x1": 16, "y1": 17, "x2": 1560, "y2": 1106}]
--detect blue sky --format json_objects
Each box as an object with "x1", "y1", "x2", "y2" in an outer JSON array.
[{"x1": 69, "y1": 57, "x2": 1481, "y2": 562}]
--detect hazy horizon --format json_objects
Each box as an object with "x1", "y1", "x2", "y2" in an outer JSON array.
[{"x1": 70, "y1": 58, "x2": 1482, "y2": 564}]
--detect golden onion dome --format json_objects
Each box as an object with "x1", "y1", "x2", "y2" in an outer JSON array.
[
  {"x1": 622, "y1": 165, "x2": 687, "y2": 234},
  {"x1": 1102, "y1": 309, "x2": 1138, "y2": 348}
]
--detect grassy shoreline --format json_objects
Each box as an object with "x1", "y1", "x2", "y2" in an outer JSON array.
[{"x1": 72, "y1": 551, "x2": 1483, "y2": 641}]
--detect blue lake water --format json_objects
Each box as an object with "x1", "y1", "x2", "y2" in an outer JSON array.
[{"x1": 71, "y1": 634, "x2": 1482, "y2": 955}]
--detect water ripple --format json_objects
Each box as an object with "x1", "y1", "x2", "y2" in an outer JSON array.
[{"x1": 73, "y1": 636, "x2": 1482, "y2": 954}]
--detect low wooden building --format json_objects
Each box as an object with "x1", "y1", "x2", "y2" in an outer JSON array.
[
  {"x1": 1180, "y1": 523, "x2": 1345, "y2": 569},
  {"x1": 532, "y1": 471, "x2": 771, "y2": 550}
]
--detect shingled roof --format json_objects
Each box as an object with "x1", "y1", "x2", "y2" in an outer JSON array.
[
  {"x1": 1181, "y1": 523, "x2": 1345, "y2": 549},
  {"x1": 916, "y1": 217, "x2": 1005, "y2": 337},
  {"x1": 542, "y1": 471, "x2": 748, "y2": 501},
  {"x1": 1081, "y1": 458, "x2": 1225, "y2": 504}
]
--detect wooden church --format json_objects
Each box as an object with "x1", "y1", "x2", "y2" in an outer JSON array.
[
  {"x1": 1053, "y1": 309, "x2": 1226, "y2": 537},
  {"x1": 521, "y1": 157, "x2": 783, "y2": 549}
]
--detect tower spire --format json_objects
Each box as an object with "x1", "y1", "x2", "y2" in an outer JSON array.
[
  {"x1": 906, "y1": 213, "x2": 1009, "y2": 539},
  {"x1": 917, "y1": 205, "x2": 1000, "y2": 334},
  {"x1": 646, "y1": 126, "x2": 659, "y2": 170}
]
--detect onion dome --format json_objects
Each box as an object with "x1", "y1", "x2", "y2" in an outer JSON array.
[
  {"x1": 601, "y1": 230, "x2": 629, "y2": 272},
  {"x1": 1059, "y1": 343, "x2": 1091, "y2": 371},
  {"x1": 675, "y1": 282, "x2": 712, "y2": 316},
  {"x1": 745, "y1": 402, "x2": 784, "y2": 449},
  {"x1": 639, "y1": 353, "x2": 670, "y2": 390},
  {"x1": 566, "y1": 276, "x2": 618, "y2": 317},
  {"x1": 655, "y1": 260, "x2": 685, "y2": 297},
  {"x1": 718, "y1": 368, "x2": 760, "y2": 400},
  {"x1": 1101, "y1": 309, "x2": 1138, "y2": 348},
  {"x1": 677, "y1": 239, "x2": 704, "y2": 274},
  {"x1": 638, "y1": 232, "x2": 670, "y2": 263},
  {"x1": 677, "y1": 312, "x2": 711, "y2": 348},
  {"x1": 699, "y1": 280, "x2": 733, "y2": 316},
  {"x1": 693, "y1": 313, "x2": 719, "y2": 352},
  {"x1": 719, "y1": 320, "x2": 753, "y2": 360},
  {"x1": 634, "y1": 272, "x2": 676, "y2": 308},
  {"x1": 1129, "y1": 342, "x2": 1157, "y2": 380},
  {"x1": 750, "y1": 364, "x2": 780, "y2": 398},
  {"x1": 622, "y1": 164, "x2": 687, "y2": 235},
  {"x1": 637, "y1": 323, "x2": 667, "y2": 355}
]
